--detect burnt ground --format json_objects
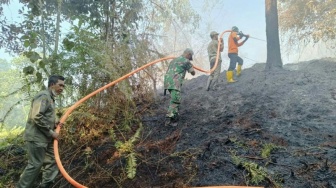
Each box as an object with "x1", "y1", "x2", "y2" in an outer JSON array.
[
  {"x1": 2, "y1": 58, "x2": 336, "y2": 188},
  {"x1": 139, "y1": 58, "x2": 336, "y2": 188}
]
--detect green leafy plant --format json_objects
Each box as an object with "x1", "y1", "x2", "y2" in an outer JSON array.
[
  {"x1": 126, "y1": 153, "x2": 137, "y2": 179},
  {"x1": 230, "y1": 150, "x2": 267, "y2": 185},
  {"x1": 0, "y1": 126, "x2": 24, "y2": 150},
  {"x1": 261, "y1": 143, "x2": 278, "y2": 159},
  {"x1": 242, "y1": 161, "x2": 268, "y2": 184},
  {"x1": 115, "y1": 124, "x2": 143, "y2": 179}
]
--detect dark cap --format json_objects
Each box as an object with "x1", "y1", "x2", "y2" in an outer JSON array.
[
  {"x1": 231, "y1": 26, "x2": 239, "y2": 32},
  {"x1": 183, "y1": 48, "x2": 194, "y2": 55},
  {"x1": 183, "y1": 48, "x2": 194, "y2": 60},
  {"x1": 210, "y1": 31, "x2": 219, "y2": 38}
]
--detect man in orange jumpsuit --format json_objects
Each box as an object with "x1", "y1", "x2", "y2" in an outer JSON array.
[{"x1": 227, "y1": 26, "x2": 249, "y2": 83}]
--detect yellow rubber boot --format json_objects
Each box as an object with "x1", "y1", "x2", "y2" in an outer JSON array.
[
  {"x1": 226, "y1": 71, "x2": 236, "y2": 83},
  {"x1": 237, "y1": 64, "x2": 242, "y2": 76},
  {"x1": 226, "y1": 71, "x2": 230, "y2": 82}
]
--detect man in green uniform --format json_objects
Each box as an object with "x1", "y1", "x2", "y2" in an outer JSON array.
[
  {"x1": 206, "y1": 31, "x2": 224, "y2": 91},
  {"x1": 164, "y1": 48, "x2": 195, "y2": 126},
  {"x1": 17, "y1": 75, "x2": 65, "y2": 188}
]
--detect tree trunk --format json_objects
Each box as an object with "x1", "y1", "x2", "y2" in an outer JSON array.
[
  {"x1": 39, "y1": 0, "x2": 46, "y2": 61},
  {"x1": 265, "y1": 0, "x2": 283, "y2": 71},
  {"x1": 38, "y1": 0, "x2": 50, "y2": 77},
  {"x1": 51, "y1": 0, "x2": 62, "y2": 75}
]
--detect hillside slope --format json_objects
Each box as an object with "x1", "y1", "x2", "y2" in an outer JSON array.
[
  {"x1": 140, "y1": 58, "x2": 336, "y2": 188},
  {"x1": 3, "y1": 58, "x2": 335, "y2": 188}
]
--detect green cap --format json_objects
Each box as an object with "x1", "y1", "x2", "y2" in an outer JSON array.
[
  {"x1": 232, "y1": 26, "x2": 239, "y2": 32},
  {"x1": 210, "y1": 31, "x2": 219, "y2": 38},
  {"x1": 183, "y1": 48, "x2": 194, "y2": 55},
  {"x1": 183, "y1": 48, "x2": 194, "y2": 60}
]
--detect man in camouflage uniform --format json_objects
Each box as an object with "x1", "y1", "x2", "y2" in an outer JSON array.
[
  {"x1": 164, "y1": 48, "x2": 195, "y2": 126},
  {"x1": 206, "y1": 31, "x2": 224, "y2": 91},
  {"x1": 17, "y1": 75, "x2": 65, "y2": 188}
]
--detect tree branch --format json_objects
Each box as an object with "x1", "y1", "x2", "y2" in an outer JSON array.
[
  {"x1": 0, "y1": 84, "x2": 29, "y2": 98},
  {"x1": 0, "y1": 98, "x2": 28, "y2": 125}
]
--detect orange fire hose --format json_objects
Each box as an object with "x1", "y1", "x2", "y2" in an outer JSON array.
[
  {"x1": 193, "y1": 30, "x2": 230, "y2": 73},
  {"x1": 52, "y1": 30, "x2": 262, "y2": 188},
  {"x1": 191, "y1": 186, "x2": 262, "y2": 188}
]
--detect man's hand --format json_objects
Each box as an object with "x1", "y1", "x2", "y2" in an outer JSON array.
[
  {"x1": 56, "y1": 122, "x2": 64, "y2": 127},
  {"x1": 243, "y1": 34, "x2": 249, "y2": 43},
  {"x1": 238, "y1": 31, "x2": 244, "y2": 39},
  {"x1": 50, "y1": 130, "x2": 60, "y2": 140}
]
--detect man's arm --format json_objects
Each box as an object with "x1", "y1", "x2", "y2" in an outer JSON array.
[
  {"x1": 234, "y1": 35, "x2": 248, "y2": 47},
  {"x1": 219, "y1": 38, "x2": 224, "y2": 52},
  {"x1": 186, "y1": 62, "x2": 195, "y2": 76}
]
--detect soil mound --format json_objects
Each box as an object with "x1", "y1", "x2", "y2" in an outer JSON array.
[{"x1": 141, "y1": 58, "x2": 336, "y2": 187}]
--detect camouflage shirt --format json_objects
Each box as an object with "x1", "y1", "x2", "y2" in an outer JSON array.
[
  {"x1": 24, "y1": 90, "x2": 56, "y2": 143},
  {"x1": 207, "y1": 39, "x2": 223, "y2": 62},
  {"x1": 164, "y1": 56, "x2": 194, "y2": 91}
]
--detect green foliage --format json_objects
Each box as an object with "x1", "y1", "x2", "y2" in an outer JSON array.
[
  {"x1": 126, "y1": 153, "x2": 137, "y2": 179},
  {"x1": 279, "y1": 0, "x2": 336, "y2": 47},
  {"x1": 115, "y1": 124, "x2": 142, "y2": 154},
  {"x1": 62, "y1": 38, "x2": 75, "y2": 51},
  {"x1": 230, "y1": 151, "x2": 267, "y2": 185},
  {"x1": 229, "y1": 136, "x2": 247, "y2": 149},
  {"x1": 261, "y1": 143, "x2": 278, "y2": 159},
  {"x1": 0, "y1": 128, "x2": 25, "y2": 188},
  {"x1": 22, "y1": 65, "x2": 35, "y2": 75},
  {"x1": 1, "y1": 1, "x2": 202, "y2": 187},
  {"x1": 115, "y1": 124, "x2": 143, "y2": 179},
  {"x1": 109, "y1": 129, "x2": 117, "y2": 141},
  {"x1": 0, "y1": 61, "x2": 31, "y2": 129},
  {"x1": 230, "y1": 143, "x2": 285, "y2": 187},
  {"x1": 0, "y1": 126, "x2": 24, "y2": 150},
  {"x1": 230, "y1": 150, "x2": 244, "y2": 166},
  {"x1": 23, "y1": 51, "x2": 41, "y2": 63},
  {"x1": 243, "y1": 161, "x2": 268, "y2": 184}
]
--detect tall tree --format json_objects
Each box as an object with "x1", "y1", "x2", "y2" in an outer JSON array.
[
  {"x1": 265, "y1": 0, "x2": 283, "y2": 70},
  {"x1": 0, "y1": 0, "x2": 200, "y2": 123},
  {"x1": 278, "y1": 0, "x2": 336, "y2": 49}
]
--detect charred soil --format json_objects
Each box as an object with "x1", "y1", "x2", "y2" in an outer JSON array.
[
  {"x1": 2, "y1": 58, "x2": 336, "y2": 188},
  {"x1": 139, "y1": 58, "x2": 336, "y2": 188}
]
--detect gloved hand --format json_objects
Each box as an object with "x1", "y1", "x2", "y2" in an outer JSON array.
[
  {"x1": 243, "y1": 34, "x2": 249, "y2": 43},
  {"x1": 238, "y1": 31, "x2": 244, "y2": 39}
]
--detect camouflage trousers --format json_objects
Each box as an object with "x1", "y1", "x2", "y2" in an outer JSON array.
[
  {"x1": 166, "y1": 89, "x2": 181, "y2": 120},
  {"x1": 207, "y1": 58, "x2": 222, "y2": 87}
]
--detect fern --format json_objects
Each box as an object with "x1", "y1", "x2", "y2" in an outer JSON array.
[
  {"x1": 109, "y1": 129, "x2": 116, "y2": 141},
  {"x1": 129, "y1": 124, "x2": 142, "y2": 144},
  {"x1": 261, "y1": 143, "x2": 277, "y2": 159},
  {"x1": 126, "y1": 153, "x2": 137, "y2": 179},
  {"x1": 230, "y1": 150, "x2": 267, "y2": 185},
  {"x1": 114, "y1": 124, "x2": 143, "y2": 179},
  {"x1": 242, "y1": 162, "x2": 267, "y2": 184}
]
